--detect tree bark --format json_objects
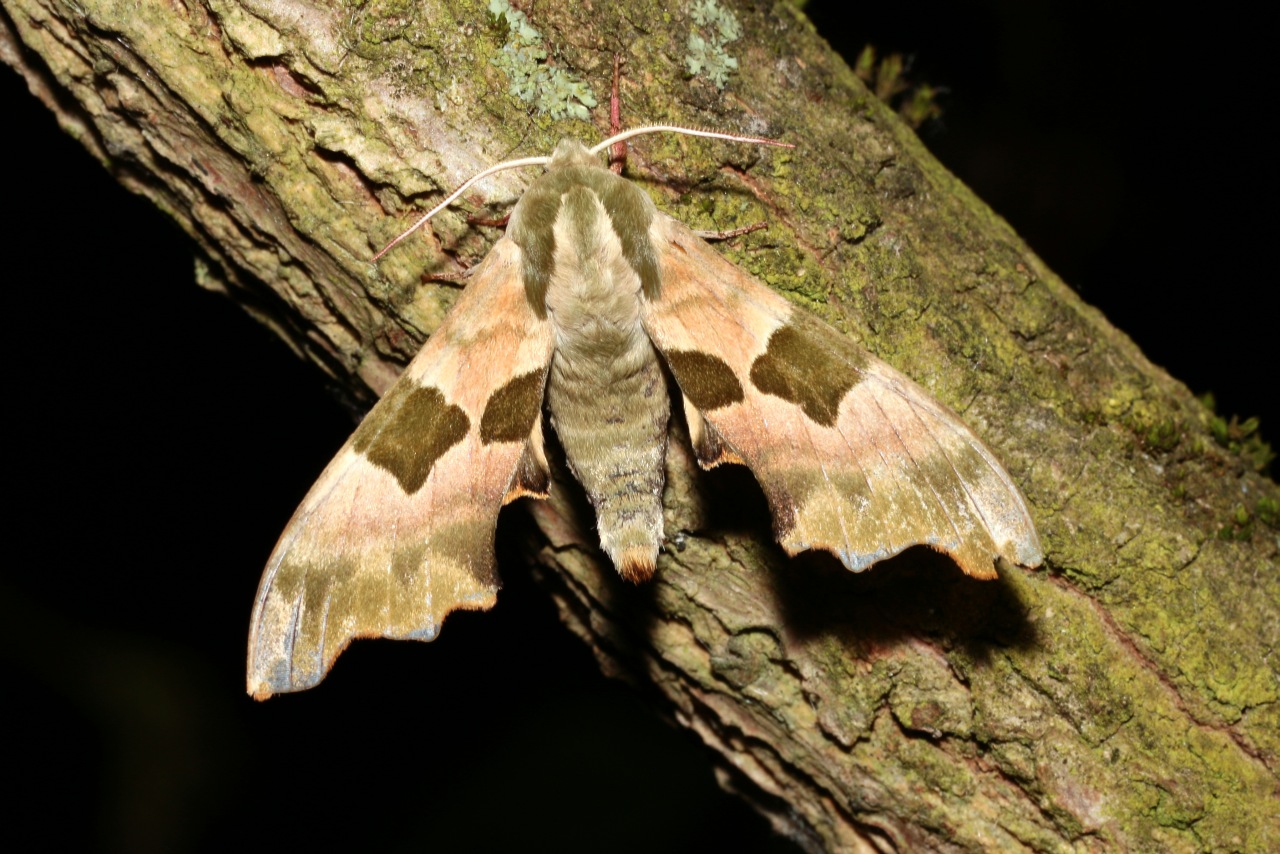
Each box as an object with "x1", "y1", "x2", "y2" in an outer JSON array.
[{"x1": 4, "y1": 0, "x2": 1275, "y2": 850}]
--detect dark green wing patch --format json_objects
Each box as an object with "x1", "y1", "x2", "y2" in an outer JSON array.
[
  {"x1": 749, "y1": 317, "x2": 868, "y2": 427},
  {"x1": 480, "y1": 369, "x2": 547, "y2": 443},
  {"x1": 352, "y1": 382, "x2": 469, "y2": 494},
  {"x1": 665, "y1": 350, "x2": 745, "y2": 411}
]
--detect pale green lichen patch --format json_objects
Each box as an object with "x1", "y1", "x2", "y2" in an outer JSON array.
[
  {"x1": 684, "y1": 0, "x2": 742, "y2": 89},
  {"x1": 487, "y1": 0, "x2": 597, "y2": 120}
]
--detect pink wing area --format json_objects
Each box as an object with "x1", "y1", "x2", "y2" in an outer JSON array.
[
  {"x1": 641, "y1": 215, "x2": 1043, "y2": 578},
  {"x1": 247, "y1": 237, "x2": 554, "y2": 697}
]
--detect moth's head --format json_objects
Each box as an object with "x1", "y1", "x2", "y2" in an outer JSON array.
[{"x1": 547, "y1": 138, "x2": 600, "y2": 171}]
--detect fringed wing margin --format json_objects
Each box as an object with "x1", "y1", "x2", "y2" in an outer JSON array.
[{"x1": 641, "y1": 216, "x2": 1043, "y2": 578}]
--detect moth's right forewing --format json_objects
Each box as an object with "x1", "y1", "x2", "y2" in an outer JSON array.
[
  {"x1": 642, "y1": 215, "x2": 1043, "y2": 579},
  {"x1": 247, "y1": 237, "x2": 554, "y2": 698}
]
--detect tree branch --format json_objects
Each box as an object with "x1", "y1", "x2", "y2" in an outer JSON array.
[{"x1": 4, "y1": 0, "x2": 1275, "y2": 849}]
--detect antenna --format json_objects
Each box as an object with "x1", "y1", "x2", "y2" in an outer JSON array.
[{"x1": 373, "y1": 128, "x2": 791, "y2": 261}]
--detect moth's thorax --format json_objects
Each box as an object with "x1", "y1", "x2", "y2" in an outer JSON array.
[
  {"x1": 543, "y1": 185, "x2": 648, "y2": 354},
  {"x1": 507, "y1": 139, "x2": 662, "y2": 317}
]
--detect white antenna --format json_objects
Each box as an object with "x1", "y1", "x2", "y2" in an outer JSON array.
[
  {"x1": 373, "y1": 127, "x2": 792, "y2": 261},
  {"x1": 589, "y1": 124, "x2": 793, "y2": 156},
  {"x1": 372, "y1": 156, "x2": 550, "y2": 261}
]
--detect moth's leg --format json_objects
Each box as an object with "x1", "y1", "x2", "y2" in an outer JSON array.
[
  {"x1": 694, "y1": 222, "x2": 769, "y2": 241},
  {"x1": 420, "y1": 209, "x2": 510, "y2": 286},
  {"x1": 467, "y1": 212, "x2": 510, "y2": 229},
  {"x1": 608, "y1": 54, "x2": 627, "y2": 174},
  {"x1": 421, "y1": 266, "x2": 470, "y2": 288}
]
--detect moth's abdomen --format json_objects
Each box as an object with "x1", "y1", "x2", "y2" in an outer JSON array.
[
  {"x1": 547, "y1": 340, "x2": 669, "y2": 582},
  {"x1": 541, "y1": 180, "x2": 670, "y2": 581}
]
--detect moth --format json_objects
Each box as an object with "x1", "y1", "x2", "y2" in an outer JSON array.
[{"x1": 247, "y1": 122, "x2": 1043, "y2": 699}]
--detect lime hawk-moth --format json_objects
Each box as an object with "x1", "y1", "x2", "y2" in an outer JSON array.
[{"x1": 246, "y1": 120, "x2": 1044, "y2": 698}]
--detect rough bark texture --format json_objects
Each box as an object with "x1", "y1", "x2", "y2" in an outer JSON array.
[{"x1": 4, "y1": 0, "x2": 1276, "y2": 850}]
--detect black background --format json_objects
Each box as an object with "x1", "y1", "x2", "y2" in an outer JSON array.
[{"x1": 3, "y1": 2, "x2": 1272, "y2": 851}]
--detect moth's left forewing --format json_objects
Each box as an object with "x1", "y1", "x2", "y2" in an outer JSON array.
[
  {"x1": 642, "y1": 215, "x2": 1043, "y2": 578},
  {"x1": 248, "y1": 237, "x2": 554, "y2": 698}
]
